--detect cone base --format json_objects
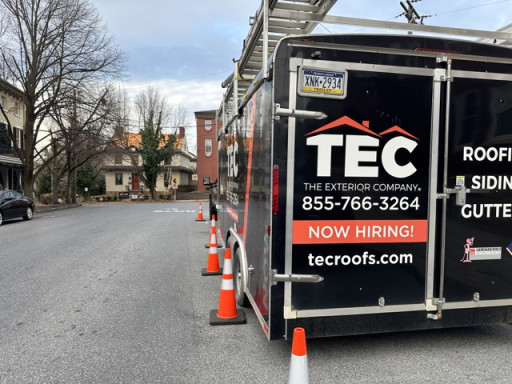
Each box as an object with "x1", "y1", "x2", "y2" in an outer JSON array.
[
  {"x1": 195, "y1": 219, "x2": 206, "y2": 222},
  {"x1": 209, "y1": 309, "x2": 246, "y2": 326},
  {"x1": 204, "y1": 243, "x2": 224, "y2": 248},
  {"x1": 201, "y1": 268, "x2": 223, "y2": 276}
]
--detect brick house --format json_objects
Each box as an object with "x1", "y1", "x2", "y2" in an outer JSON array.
[{"x1": 194, "y1": 110, "x2": 221, "y2": 192}]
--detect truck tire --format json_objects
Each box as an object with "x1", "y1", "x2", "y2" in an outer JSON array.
[{"x1": 233, "y1": 247, "x2": 251, "y2": 308}]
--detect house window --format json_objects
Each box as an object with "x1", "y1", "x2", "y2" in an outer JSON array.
[
  {"x1": 205, "y1": 138, "x2": 212, "y2": 157},
  {"x1": 205, "y1": 120, "x2": 212, "y2": 131},
  {"x1": 115, "y1": 173, "x2": 123, "y2": 185},
  {"x1": 114, "y1": 153, "x2": 123, "y2": 164},
  {"x1": 14, "y1": 102, "x2": 21, "y2": 117},
  {"x1": 0, "y1": 96, "x2": 6, "y2": 109},
  {"x1": 13, "y1": 127, "x2": 23, "y2": 149},
  {"x1": 0, "y1": 122, "x2": 8, "y2": 147}
]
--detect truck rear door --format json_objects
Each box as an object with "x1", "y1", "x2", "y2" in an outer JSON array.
[
  {"x1": 282, "y1": 48, "x2": 512, "y2": 323},
  {"x1": 434, "y1": 65, "x2": 512, "y2": 311},
  {"x1": 284, "y1": 57, "x2": 434, "y2": 318}
]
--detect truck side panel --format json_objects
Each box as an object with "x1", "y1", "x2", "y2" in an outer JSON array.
[{"x1": 218, "y1": 82, "x2": 275, "y2": 336}]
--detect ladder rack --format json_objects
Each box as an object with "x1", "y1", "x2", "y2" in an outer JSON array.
[
  {"x1": 219, "y1": 0, "x2": 337, "y2": 124},
  {"x1": 218, "y1": 0, "x2": 512, "y2": 126}
]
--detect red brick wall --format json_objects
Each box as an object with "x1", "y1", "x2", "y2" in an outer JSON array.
[{"x1": 195, "y1": 110, "x2": 221, "y2": 192}]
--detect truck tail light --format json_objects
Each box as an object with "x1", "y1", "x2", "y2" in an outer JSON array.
[
  {"x1": 414, "y1": 48, "x2": 460, "y2": 55},
  {"x1": 272, "y1": 164, "x2": 279, "y2": 216}
]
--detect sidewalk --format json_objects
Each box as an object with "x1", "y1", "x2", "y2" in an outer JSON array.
[
  {"x1": 35, "y1": 199, "x2": 209, "y2": 214},
  {"x1": 35, "y1": 203, "x2": 81, "y2": 214}
]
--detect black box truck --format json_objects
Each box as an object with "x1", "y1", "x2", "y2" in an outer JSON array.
[{"x1": 212, "y1": 0, "x2": 512, "y2": 340}]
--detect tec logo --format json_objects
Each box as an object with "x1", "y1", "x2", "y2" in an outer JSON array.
[{"x1": 306, "y1": 115, "x2": 419, "y2": 178}]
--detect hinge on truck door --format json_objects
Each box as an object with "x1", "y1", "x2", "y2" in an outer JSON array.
[
  {"x1": 270, "y1": 270, "x2": 324, "y2": 286},
  {"x1": 436, "y1": 56, "x2": 453, "y2": 82},
  {"x1": 427, "y1": 298, "x2": 446, "y2": 320}
]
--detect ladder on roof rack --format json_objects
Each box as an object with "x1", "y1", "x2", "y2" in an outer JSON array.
[
  {"x1": 218, "y1": 0, "x2": 512, "y2": 127},
  {"x1": 219, "y1": 0, "x2": 337, "y2": 124},
  {"x1": 240, "y1": 0, "x2": 337, "y2": 80},
  {"x1": 478, "y1": 23, "x2": 512, "y2": 44}
]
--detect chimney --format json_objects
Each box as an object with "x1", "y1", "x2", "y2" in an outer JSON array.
[
  {"x1": 114, "y1": 125, "x2": 124, "y2": 138},
  {"x1": 179, "y1": 126, "x2": 185, "y2": 138}
]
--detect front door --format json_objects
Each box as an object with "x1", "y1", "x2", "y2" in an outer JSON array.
[{"x1": 132, "y1": 174, "x2": 139, "y2": 191}]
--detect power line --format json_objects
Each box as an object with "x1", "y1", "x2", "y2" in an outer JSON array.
[
  {"x1": 107, "y1": 116, "x2": 198, "y2": 132},
  {"x1": 421, "y1": 0, "x2": 510, "y2": 18},
  {"x1": 395, "y1": 0, "x2": 510, "y2": 24}
]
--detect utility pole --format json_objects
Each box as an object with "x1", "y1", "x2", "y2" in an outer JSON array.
[{"x1": 400, "y1": 0, "x2": 421, "y2": 24}]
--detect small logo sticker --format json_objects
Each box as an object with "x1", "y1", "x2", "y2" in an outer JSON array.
[
  {"x1": 461, "y1": 237, "x2": 474, "y2": 263},
  {"x1": 461, "y1": 237, "x2": 502, "y2": 262}
]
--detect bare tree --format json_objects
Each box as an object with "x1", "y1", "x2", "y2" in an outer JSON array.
[
  {"x1": 48, "y1": 83, "x2": 115, "y2": 203},
  {"x1": 0, "y1": 0, "x2": 124, "y2": 197},
  {"x1": 110, "y1": 86, "x2": 131, "y2": 130},
  {"x1": 167, "y1": 104, "x2": 190, "y2": 134}
]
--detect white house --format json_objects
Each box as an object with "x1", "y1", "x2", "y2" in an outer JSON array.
[
  {"x1": 101, "y1": 126, "x2": 196, "y2": 198},
  {"x1": 0, "y1": 78, "x2": 25, "y2": 191}
]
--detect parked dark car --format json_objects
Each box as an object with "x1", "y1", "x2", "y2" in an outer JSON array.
[{"x1": 0, "y1": 190, "x2": 35, "y2": 225}]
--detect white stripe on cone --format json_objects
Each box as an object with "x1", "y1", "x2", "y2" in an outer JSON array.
[
  {"x1": 220, "y1": 257, "x2": 233, "y2": 290},
  {"x1": 223, "y1": 256, "x2": 232, "y2": 274},
  {"x1": 288, "y1": 355, "x2": 309, "y2": 384},
  {"x1": 209, "y1": 232, "x2": 218, "y2": 253}
]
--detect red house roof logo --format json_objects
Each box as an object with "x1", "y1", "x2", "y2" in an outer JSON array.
[{"x1": 306, "y1": 116, "x2": 419, "y2": 141}]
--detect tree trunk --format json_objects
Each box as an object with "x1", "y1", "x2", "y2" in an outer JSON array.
[
  {"x1": 65, "y1": 150, "x2": 75, "y2": 204},
  {"x1": 22, "y1": 110, "x2": 37, "y2": 198},
  {"x1": 71, "y1": 167, "x2": 77, "y2": 203},
  {"x1": 51, "y1": 140, "x2": 60, "y2": 204},
  {"x1": 51, "y1": 167, "x2": 59, "y2": 204},
  {"x1": 23, "y1": 160, "x2": 34, "y2": 197},
  {"x1": 65, "y1": 165, "x2": 77, "y2": 204}
]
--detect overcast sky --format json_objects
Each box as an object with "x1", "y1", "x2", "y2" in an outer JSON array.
[{"x1": 89, "y1": 0, "x2": 511, "y2": 151}]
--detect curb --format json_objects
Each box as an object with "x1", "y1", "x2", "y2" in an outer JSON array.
[{"x1": 35, "y1": 203, "x2": 82, "y2": 214}]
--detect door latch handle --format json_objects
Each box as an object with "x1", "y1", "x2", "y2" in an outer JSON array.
[
  {"x1": 444, "y1": 185, "x2": 471, "y2": 206},
  {"x1": 270, "y1": 270, "x2": 324, "y2": 285}
]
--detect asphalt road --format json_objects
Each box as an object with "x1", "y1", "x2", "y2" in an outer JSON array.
[{"x1": 1, "y1": 202, "x2": 512, "y2": 383}]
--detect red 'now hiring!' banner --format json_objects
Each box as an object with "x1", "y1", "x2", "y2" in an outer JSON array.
[{"x1": 292, "y1": 219, "x2": 428, "y2": 244}]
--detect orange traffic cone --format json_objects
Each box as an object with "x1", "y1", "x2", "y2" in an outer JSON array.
[
  {"x1": 195, "y1": 202, "x2": 205, "y2": 222},
  {"x1": 201, "y1": 225, "x2": 222, "y2": 276},
  {"x1": 288, "y1": 328, "x2": 309, "y2": 384},
  {"x1": 204, "y1": 215, "x2": 222, "y2": 248},
  {"x1": 209, "y1": 248, "x2": 246, "y2": 325}
]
